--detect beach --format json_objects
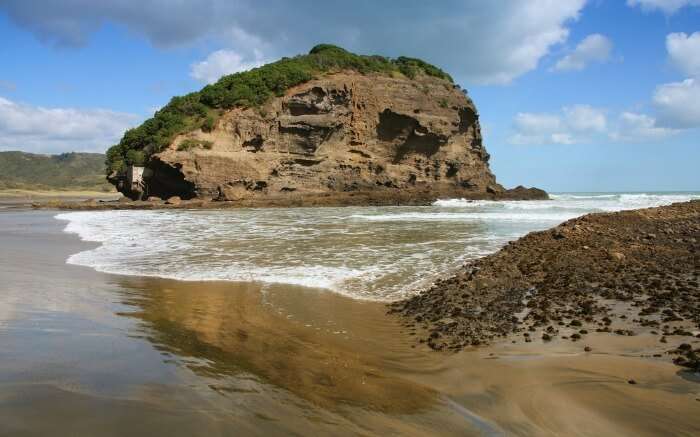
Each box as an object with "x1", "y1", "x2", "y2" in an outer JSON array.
[
  {"x1": 1, "y1": 195, "x2": 699, "y2": 435},
  {"x1": 0, "y1": 190, "x2": 119, "y2": 211}
]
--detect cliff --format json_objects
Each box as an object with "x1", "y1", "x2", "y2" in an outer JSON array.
[{"x1": 107, "y1": 45, "x2": 545, "y2": 204}]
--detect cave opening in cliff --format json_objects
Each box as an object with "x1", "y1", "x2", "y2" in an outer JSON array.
[
  {"x1": 146, "y1": 158, "x2": 196, "y2": 200},
  {"x1": 377, "y1": 109, "x2": 418, "y2": 141},
  {"x1": 392, "y1": 130, "x2": 445, "y2": 163}
]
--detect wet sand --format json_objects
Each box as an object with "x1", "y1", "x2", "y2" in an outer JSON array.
[
  {"x1": 1, "y1": 210, "x2": 699, "y2": 436},
  {"x1": 0, "y1": 191, "x2": 120, "y2": 210}
]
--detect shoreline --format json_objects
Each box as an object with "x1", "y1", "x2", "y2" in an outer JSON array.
[
  {"x1": 0, "y1": 190, "x2": 120, "y2": 209},
  {"x1": 0, "y1": 188, "x2": 118, "y2": 198},
  {"x1": 390, "y1": 200, "x2": 700, "y2": 373},
  {"x1": 30, "y1": 186, "x2": 548, "y2": 210}
]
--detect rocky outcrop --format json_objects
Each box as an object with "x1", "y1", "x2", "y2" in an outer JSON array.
[
  {"x1": 115, "y1": 72, "x2": 545, "y2": 204},
  {"x1": 389, "y1": 200, "x2": 700, "y2": 368}
]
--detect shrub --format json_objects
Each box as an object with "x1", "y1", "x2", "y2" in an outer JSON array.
[
  {"x1": 201, "y1": 115, "x2": 216, "y2": 132},
  {"x1": 125, "y1": 149, "x2": 146, "y2": 166},
  {"x1": 105, "y1": 144, "x2": 126, "y2": 173},
  {"x1": 177, "y1": 139, "x2": 213, "y2": 151},
  {"x1": 395, "y1": 57, "x2": 452, "y2": 82},
  {"x1": 106, "y1": 44, "x2": 453, "y2": 174}
]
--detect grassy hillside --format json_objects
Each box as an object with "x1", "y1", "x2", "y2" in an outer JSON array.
[
  {"x1": 106, "y1": 44, "x2": 453, "y2": 175},
  {"x1": 0, "y1": 151, "x2": 113, "y2": 192}
]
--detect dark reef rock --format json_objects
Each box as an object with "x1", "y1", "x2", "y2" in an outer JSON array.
[{"x1": 389, "y1": 200, "x2": 700, "y2": 369}]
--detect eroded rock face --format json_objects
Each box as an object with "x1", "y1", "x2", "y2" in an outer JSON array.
[{"x1": 130, "y1": 73, "x2": 518, "y2": 202}]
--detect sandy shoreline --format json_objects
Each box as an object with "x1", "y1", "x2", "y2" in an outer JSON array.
[
  {"x1": 1, "y1": 207, "x2": 699, "y2": 435},
  {"x1": 0, "y1": 190, "x2": 120, "y2": 210}
]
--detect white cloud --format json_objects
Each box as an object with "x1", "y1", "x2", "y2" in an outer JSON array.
[
  {"x1": 666, "y1": 32, "x2": 700, "y2": 78},
  {"x1": 554, "y1": 34, "x2": 613, "y2": 71},
  {"x1": 509, "y1": 104, "x2": 607, "y2": 145},
  {"x1": 512, "y1": 29, "x2": 700, "y2": 146},
  {"x1": 649, "y1": 34, "x2": 700, "y2": 129},
  {"x1": 551, "y1": 133, "x2": 576, "y2": 144},
  {"x1": 0, "y1": 0, "x2": 587, "y2": 85},
  {"x1": 0, "y1": 96, "x2": 138, "y2": 153},
  {"x1": 514, "y1": 112, "x2": 563, "y2": 135},
  {"x1": 610, "y1": 112, "x2": 677, "y2": 141},
  {"x1": 511, "y1": 105, "x2": 681, "y2": 145},
  {"x1": 627, "y1": 0, "x2": 700, "y2": 14},
  {"x1": 652, "y1": 78, "x2": 700, "y2": 128},
  {"x1": 563, "y1": 104, "x2": 607, "y2": 132},
  {"x1": 464, "y1": 0, "x2": 586, "y2": 84},
  {"x1": 191, "y1": 49, "x2": 267, "y2": 84}
]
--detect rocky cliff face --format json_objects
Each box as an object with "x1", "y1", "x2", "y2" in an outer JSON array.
[{"x1": 116, "y1": 72, "x2": 542, "y2": 203}]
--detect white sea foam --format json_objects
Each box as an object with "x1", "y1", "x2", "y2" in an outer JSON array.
[
  {"x1": 349, "y1": 211, "x2": 578, "y2": 222},
  {"x1": 56, "y1": 192, "x2": 699, "y2": 301}
]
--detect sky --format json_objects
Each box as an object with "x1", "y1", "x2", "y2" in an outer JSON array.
[{"x1": 0, "y1": 0, "x2": 698, "y2": 192}]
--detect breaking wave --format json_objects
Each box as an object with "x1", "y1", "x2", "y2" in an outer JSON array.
[{"x1": 57, "y1": 192, "x2": 698, "y2": 301}]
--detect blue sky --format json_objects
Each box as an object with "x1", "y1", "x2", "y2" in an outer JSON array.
[{"x1": 0, "y1": 0, "x2": 698, "y2": 192}]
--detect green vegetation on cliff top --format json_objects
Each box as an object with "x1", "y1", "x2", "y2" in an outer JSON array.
[
  {"x1": 106, "y1": 44, "x2": 453, "y2": 174},
  {"x1": 0, "y1": 151, "x2": 112, "y2": 192}
]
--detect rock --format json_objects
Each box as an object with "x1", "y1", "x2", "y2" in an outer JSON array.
[
  {"x1": 499, "y1": 185, "x2": 548, "y2": 200},
  {"x1": 147, "y1": 196, "x2": 161, "y2": 202},
  {"x1": 608, "y1": 251, "x2": 625, "y2": 261},
  {"x1": 389, "y1": 199, "x2": 700, "y2": 372},
  {"x1": 628, "y1": 379, "x2": 637, "y2": 385},
  {"x1": 584, "y1": 346, "x2": 592, "y2": 352},
  {"x1": 109, "y1": 68, "x2": 546, "y2": 204},
  {"x1": 165, "y1": 196, "x2": 181, "y2": 205},
  {"x1": 117, "y1": 196, "x2": 132, "y2": 203}
]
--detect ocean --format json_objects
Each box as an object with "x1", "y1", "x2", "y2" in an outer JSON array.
[{"x1": 56, "y1": 192, "x2": 700, "y2": 301}]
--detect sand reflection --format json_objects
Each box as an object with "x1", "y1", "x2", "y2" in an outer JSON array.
[{"x1": 116, "y1": 277, "x2": 437, "y2": 413}]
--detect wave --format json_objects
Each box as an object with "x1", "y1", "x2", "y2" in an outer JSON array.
[
  {"x1": 435, "y1": 192, "x2": 700, "y2": 210},
  {"x1": 349, "y1": 211, "x2": 578, "y2": 222},
  {"x1": 56, "y1": 210, "x2": 514, "y2": 301},
  {"x1": 56, "y1": 192, "x2": 699, "y2": 301},
  {"x1": 548, "y1": 193, "x2": 618, "y2": 200}
]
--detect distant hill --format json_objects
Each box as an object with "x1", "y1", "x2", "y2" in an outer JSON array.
[{"x1": 0, "y1": 151, "x2": 113, "y2": 192}]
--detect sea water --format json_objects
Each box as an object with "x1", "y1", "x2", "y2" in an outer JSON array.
[{"x1": 56, "y1": 192, "x2": 700, "y2": 301}]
